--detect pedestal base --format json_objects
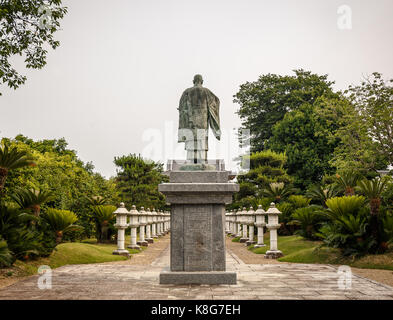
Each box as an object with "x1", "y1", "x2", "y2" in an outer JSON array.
[
  {"x1": 253, "y1": 244, "x2": 266, "y2": 248},
  {"x1": 265, "y1": 250, "x2": 283, "y2": 259},
  {"x1": 246, "y1": 240, "x2": 256, "y2": 246},
  {"x1": 112, "y1": 249, "x2": 130, "y2": 257},
  {"x1": 159, "y1": 271, "x2": 237, "y2": 285},
  {"x1": 239, "y1": 238, "x2": 248, "y2": 243},
  {"x1": 146, "y1": 238, "x2": 154, "y2": 244},
  {"x1": 127, "y1": 244, "x2": 141, "y2": 250},
  {"x1": 137, "y1": 241, "x2": 148, "y2": 247}
]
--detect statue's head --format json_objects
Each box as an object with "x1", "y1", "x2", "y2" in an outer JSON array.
[{"x1": 193, "y1": 74, "x2": 203, "y2": 85}]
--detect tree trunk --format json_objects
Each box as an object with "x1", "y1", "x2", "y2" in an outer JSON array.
[
  {"x1": 56, "y1": 231, "x2": 63, "y2": 244},
  {"x1": 0, "y1": 167, "x2": 8, "y2": 195},
  {"x1": 370, "y1": 198, "x2": 383, "y2": 253},
  {"x1": 345, "y1": 187, "x2": 355, "y2": 196}
]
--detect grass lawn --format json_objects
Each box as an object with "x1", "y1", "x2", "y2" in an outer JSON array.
[
  {"x1": 12, "y1": 242, "x2": 126, "y2": 276},
  {"x1": 6, "y1": 237, "x2": 147, "y2": 278},
  {"x1": 248, "y1": 235, "x2": 393, "y2": 271}
]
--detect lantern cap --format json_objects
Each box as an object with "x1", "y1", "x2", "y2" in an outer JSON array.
[
  {"x1": 255, "y1": 204, "x2": 266, "y2": 215},
  {"x1": 128, "y1": 205, "x2": 139, "y2": 216},
  {"x1": 113, "y1": 203, "x2": 129, "y2": 215},
  {"x1": 247, "y1": 206, "x2": 255, "y2": 214},
  {"x1": 266, "y1": 202, "x2": 281, "y2": 215}
]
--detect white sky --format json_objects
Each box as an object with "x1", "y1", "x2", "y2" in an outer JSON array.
[{"x1": 1, "y1": 0, "x2": 393, "y2": 178}]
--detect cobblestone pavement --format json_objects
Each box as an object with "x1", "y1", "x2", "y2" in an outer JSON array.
[{"x1": 0, "y1": 240, "x2": 392, "y2": 300}]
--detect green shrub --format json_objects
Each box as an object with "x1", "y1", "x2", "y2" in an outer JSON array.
[
  {"x1": 276, "y1": 202, "x2": 295, "y2": 235},
  {"x1": 317, "y1": 196, "x2": 375, "y2": 256},
  {"x1": 91, "y1": 205, "x2": 116, "y2": 243},
  {"x1": 288, "y1": 195, "x2": 310, "y2": 208},
  {"x1": 0, "y1": 239, "x2": 13, "y2": 267},
  {"x1": 290, "y1": 206, "x2": 325, "y2": 240},
  {"x1": 42, "y1": 208, "x2": 82, "y2": 244}
]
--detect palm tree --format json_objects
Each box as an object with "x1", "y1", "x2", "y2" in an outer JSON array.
[
  {"x1": 306, "y1": 184, "x2": 339, "y2": 207},
  {"x1": 0, "y1": 142, "x2": 35, "y2": 194},
  {"x1": 42, "y1": 208, "x2": 82, "y2": 244},
  {"x1": 91, "y1": 205, "x2": 116, "y2": 242},
  {"x1": 86, "y1": 195, "x2": 106, "y2": 206},
  {"x1": 334, "y1": 170, "x2": 361, "y2": 196},
  {"x1": 261, "y1": 182, "x2": 295, "y2": 203},
  {"x1": 356, "y1": 178, "x2": 388, "y2": 215},
  {"x1": 11, "y1": 188, "x2": 53, "y2": 217},
  {"x1": 0, "y1": 239, "x2": 13, "y2": 267},
  {"x1": 356, "y1": 178, "x2": 388, "y2": 249},
  {"x1": 325, "y1": 195, "x2": 366, "y2": 220}
]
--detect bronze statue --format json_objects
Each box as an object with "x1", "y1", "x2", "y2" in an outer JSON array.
[{"x1": 178, "y1": 75, "x2": 221, "y2": 163}]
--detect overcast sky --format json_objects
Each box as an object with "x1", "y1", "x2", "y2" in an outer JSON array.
[{"x1": 1, "y1": 0, "x2": 393, "y2": 178}]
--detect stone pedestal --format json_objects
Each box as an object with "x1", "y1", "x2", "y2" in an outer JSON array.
[
  {"x1": 112, "y1": 203, "x2": 130, "y2": 257},
  {"x1": 158, "y1": 169, "x2": 239, "y2": 285},
  {"x1": 246, "y1": 225, "x2": 256, "y2": 246}
]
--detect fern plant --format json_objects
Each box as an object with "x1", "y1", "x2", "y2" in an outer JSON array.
[
  {"x1": 0, "y1": 141, "x2": 35, "y2": 193},
  {"x1": 42, "y1": 208, "x2": 82, "y2": 244},
  {"x1": 91, "y1": 205, "x2": 116, "y2": 242},
  {"x1": 261, "y1": 182, "x2": 296, "y2": 203},
  {"x1": 11, "y1": 188, "x2": 53, "y2": 217},
  {"x1": 306, "y1": 184, "x2": 339, "y2": 207},
  {"x1": 0, "y1": 239, "x2": 13, "y2": 267},
  {"x1": 290, "y1": 206, "x2": 325, "y2": 240}
]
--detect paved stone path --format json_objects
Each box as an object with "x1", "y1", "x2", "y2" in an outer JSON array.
[{"x1": 0, "y1": 238, "x2": 392, "y2": 300}]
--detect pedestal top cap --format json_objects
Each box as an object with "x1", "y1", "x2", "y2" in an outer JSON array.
[
  {"x1": 266, "y1": 202, "x2": 281, "y2": 215},
  {"x1": 255, "y1": 205, "x2": 266, "y2": 215},
  {"x1": 113, "y1": 203, "x2": 129, "y2": 215},
  {"x1": 128, "y1": 205, "x2": 139, "y2": 215}
]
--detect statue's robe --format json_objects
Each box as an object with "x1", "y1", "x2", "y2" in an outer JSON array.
[{"x1": 178, "y1": 85, "x2": 221, "y2": 162}]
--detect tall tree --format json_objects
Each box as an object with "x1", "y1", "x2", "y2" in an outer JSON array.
[
  {"x1": 114, "y1": 154, "x2": 168, "y2": 210},
  {"x1": 330, "y1": 73, "x2": 392, "y2": 173},
  {"x1": 0, "y1": 0, "x2": 67, "y2": 95},
  {"x1": 347, "y1": 73, "x2": 393, "y2": 166},
  {"x1": 268, "y1": 96, "x2": 346, "y2": 188},
  {"x1": 234, "y1": 69, "x2": 337, "y2": 151}
]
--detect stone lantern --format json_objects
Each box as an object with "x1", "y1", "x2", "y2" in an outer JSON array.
[
  {"x1": 235, "y1": 209, "x2": 242, "y2": 237},
  {"x1": 246, "y1": 207, "x2": 256, "y2": 246},
  {"x1": 156, "y1": 210, "x2": 162, "y2": 236},
  {"x1": 166, "y1": 211, "x2": 171, "y2": 233},
  {"x1": 240, "y1": 207, "x2": 248, "y2": 243},
  {"x1": 145, "y1": 208, "x2": 154, "y2": 243},
  {"x1": 254, "y1": 205, "x2": 267, "y2": 248},
  {"x1": 164, "y1": 211, "x2": 169, "y2": 234},
  {"x1": 137, "y1": 207, "x2": 148, "y2": 247},
  {"x1": 265, "y1": 202, "x2": 283, "y2": 258},
  {"x1": 230, "y1": 210, "x2": 237, "y2": 237},
  {"x1": 226, "y1": 210, "x2": 231, "y2": 235},
  {"x1": 225, "y1": 211, "x2": 230, "y2": 234},
  {"x1": 127, "y1": 205, "x2": 141, "y2": 250},
  {"x1": 164, "y1": 211, "x2": 170, "y2": 233},
  {"x1": 112, "y1": 203, "x2": 130, "y2": 256},
  {"x1": 162, "y1": 211, "x2": 167, "y2": 234},
  {"x1": 151, "y1": 208, "x2": 158, "y2": 238}
]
